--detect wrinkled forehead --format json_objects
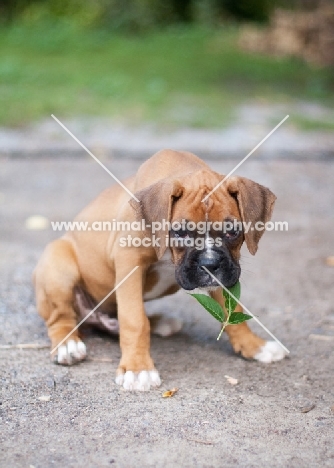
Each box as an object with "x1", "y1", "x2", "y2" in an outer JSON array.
[{"x1": 172, "y1": 176, "x2": 241, "y2": 223}]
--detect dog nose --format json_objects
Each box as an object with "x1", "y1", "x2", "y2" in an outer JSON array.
[{"x1": 198, "y1": 251, "x2": 221, "y2": 272}]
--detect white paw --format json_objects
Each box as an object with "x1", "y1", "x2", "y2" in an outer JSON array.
[
  {"x1": 115, "y1": 369, "x2": 161, "y2": 391},
  {"x1": 254, "y1": 341, "x2": 288, "y2": 363},
  {"x1": 54, "y1": 340, "x2": 87, "y2": 365},
  {"x1": 151, "y1": 317, "x2": 183, "y2": 337}
]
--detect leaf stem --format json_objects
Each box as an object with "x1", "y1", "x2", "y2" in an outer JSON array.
[
  {"x1": 217, "y1": 307, "x2": 232, "y2": 341},
  {"x1": 216, "y1": 285, "x2": 238, "y2": 341},
  {"x1": 216, "y1": 323, "x2": 226, "y2": 341}
]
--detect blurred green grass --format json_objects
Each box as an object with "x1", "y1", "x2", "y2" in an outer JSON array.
[{"x1": 0, "y1": 22, "x2": 333, "y2": 128}]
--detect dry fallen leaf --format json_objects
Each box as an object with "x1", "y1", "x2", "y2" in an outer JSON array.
[
  {"x1": 224, "y1": 375, "x2": 238, "y2": 385},
  {"x1": 162, "y1": 388, "x2": 178, "y2": 398},
  {"x1": 300, "y1": 403, "x2": 315, "y2": 413},
  {"x1": 326, "y1": 256, "x2": 334, "y2": 267},
  {"x1": 330, "y1": 405, "x2": 334, "y2": 412},
  {"x1": 38, "y1": 395, "x2": 51, "y2": 402}
]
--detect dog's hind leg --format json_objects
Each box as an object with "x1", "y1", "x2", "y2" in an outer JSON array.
[{"x1": 34, "y1": 238, "x2": 87, "y2": 365}]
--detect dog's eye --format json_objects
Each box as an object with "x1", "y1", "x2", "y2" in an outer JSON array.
[
  {"x1": 172, "y1": 229, "x2": 189, "y2": 238},
  {"x1": 225, "y1": 229, "x2": 240, "y2": 240}
]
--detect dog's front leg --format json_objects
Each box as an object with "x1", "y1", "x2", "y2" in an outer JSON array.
[
  {"x1": 211, "y1": 288, "x2": 287, "y2": 363},
  {"x1": 114, "y1": 263, "x2": 161, "y2": 391}
]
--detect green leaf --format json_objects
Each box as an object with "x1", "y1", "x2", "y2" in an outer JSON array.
[
  {"x1": 223, "y1": 290, "x2": 237, "y2": 315},
  {"x1": 228, "y1": 282, "x2": 241, "y2": 301},
  {"x1": 223, "y1": 281, "x2": 241, "y2": 314},
  {"x1": 190, "y1": 294, "x2": 224, "y2": 322},
  {"x1": 228, "y1": 312, "x2": 252, "y2": 325}
]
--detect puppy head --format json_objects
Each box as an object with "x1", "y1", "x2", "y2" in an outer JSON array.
[{"x1": 130, "y1": 170, "x2": 276, "y2": 290}]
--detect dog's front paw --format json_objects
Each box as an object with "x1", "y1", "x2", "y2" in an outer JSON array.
[
  {"x1": 115, "y1": 369, "x2": 161, "y2": 391},
  {"x1": 53, "y1": 339, "x2": 87, "y2": 365},
  {"x1": 254, "y1": 341, "x2": 288, "y2": 363}
]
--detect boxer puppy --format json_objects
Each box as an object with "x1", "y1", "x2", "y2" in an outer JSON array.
[{"x1": 34, "y1": 149, "x2": 287, "y2": 391}]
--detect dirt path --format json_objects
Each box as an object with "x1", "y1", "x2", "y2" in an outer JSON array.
[{"x1": 1, "y1": 103, "x2": 334, "y2": 160}]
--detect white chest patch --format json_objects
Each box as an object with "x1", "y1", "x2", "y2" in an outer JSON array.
[{"x1": 143, "y1": 251, "x2": 176, "y2": 301}]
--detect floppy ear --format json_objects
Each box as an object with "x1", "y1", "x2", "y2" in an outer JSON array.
[
  {"x1": 226, "y1": 176, "x2": 276, "y2": 255},
  {"x1": 129, "y1": 180, "x2": 183, "y2": 259}
]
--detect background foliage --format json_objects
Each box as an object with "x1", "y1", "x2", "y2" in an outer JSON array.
[
  {"x1": 0, "y1": 0, "x2": 332, "y2": 128},
  {"x1": 0, "y1": 0, "x2": 322, "y2": 30}
]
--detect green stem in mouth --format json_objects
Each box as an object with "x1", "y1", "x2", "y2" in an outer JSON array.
[{"x1": 190, "y1": 281, "x2": 252, "y2": 340}]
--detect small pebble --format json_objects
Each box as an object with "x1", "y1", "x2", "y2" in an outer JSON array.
[
  {"x1": 25, "y1": 215, "x2": 49, "y2": 230},
  {"x1": 46, "y1": 376, "x2": 56, "y2": 390},
  {"x1": 38, "y1": 395, "x2": 51, "y2": 402}
]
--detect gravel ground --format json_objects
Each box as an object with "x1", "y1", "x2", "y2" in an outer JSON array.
[{"x1": 0, "y1": 152, "x2": 334, "y2": 467}]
